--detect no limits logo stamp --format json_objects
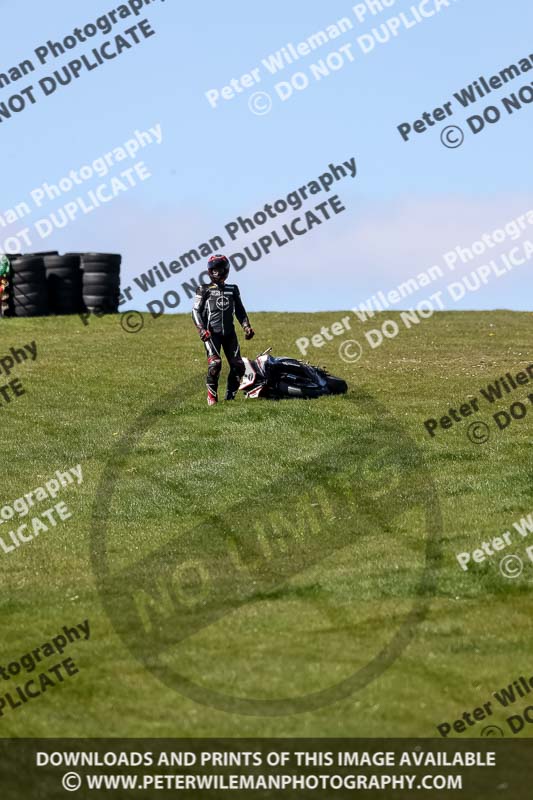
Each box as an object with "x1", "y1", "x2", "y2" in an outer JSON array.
[{"x1": 91, "y1": 376, "x2": 442, "y2": 716}]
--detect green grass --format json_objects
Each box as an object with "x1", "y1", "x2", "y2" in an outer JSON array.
[{"x1": 0, "y1": 309, "x2": 532, "y2": 738}]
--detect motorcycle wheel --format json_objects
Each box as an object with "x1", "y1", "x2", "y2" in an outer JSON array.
[{"x1": 325, "y1": 375, "x2": 348, "y2": 395}]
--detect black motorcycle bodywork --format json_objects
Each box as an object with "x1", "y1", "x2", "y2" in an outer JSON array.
[{"x1": 240, "y1": 349, "x2": 348, "y2": 400}]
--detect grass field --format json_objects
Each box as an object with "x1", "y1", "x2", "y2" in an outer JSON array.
[{"x1": 0, "y1": 309, "x2": 532, "y2": 739}]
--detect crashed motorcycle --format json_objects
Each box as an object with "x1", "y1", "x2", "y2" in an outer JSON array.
[{"x1": 239, "y1": 348, "x2": 348, "y2": 400}]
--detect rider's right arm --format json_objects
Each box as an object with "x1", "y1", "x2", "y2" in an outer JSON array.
[{"x1": 192, "y1": 287, "x2": 208, "y2": 333}]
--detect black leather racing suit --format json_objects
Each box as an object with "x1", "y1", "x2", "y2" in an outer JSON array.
[{"x1": 192, "y1": 282, "x2": 251, "y2": 400}]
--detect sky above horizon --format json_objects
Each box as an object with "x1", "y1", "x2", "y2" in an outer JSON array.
[{"x1": 1, "y1": 0, "x2": 532, "y2": 314}]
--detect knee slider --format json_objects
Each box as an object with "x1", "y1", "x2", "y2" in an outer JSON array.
[{"x1": 208, "y1": 356, "x2": 222, "y2": 378}]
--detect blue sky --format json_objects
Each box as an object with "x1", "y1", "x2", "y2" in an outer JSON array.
[{"x1": 1, "y1": 0, "x2": 532, "y2": 312}]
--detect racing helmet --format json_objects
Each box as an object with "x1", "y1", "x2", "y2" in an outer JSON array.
[{"x1": 207, "y1": 254, "x2": 230, "y2": 283}]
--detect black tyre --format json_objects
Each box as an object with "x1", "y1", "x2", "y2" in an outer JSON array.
[
  {"x1": 44, "y1": 255, "x2": 80, "y2": 268},
  {"x1": 45, "y1": 257, "x2": 82, "y2": 289},
  {"x1": 14, "y1": 292, "x2": 46, "y2": 305},
  {"x1": 12, "y1": 283, "x2": 47, "y2": 296},
  {"x1": 50, "y1": 303, "x2": 83, "y2": 317},
  {"x1": 315, "y1": 367, "x2": 348, "y2": 395},
  {"x1": 14, "y1": 299, "x2": 43, "y2": 310},
  {"x1": 82, "y1": 274, "x2": 120, "y2": 289},
  {"x1": 23, "y1": 251, "x2": 59, "y2": 258},
  {"x1": 13, "y1": 294, "x2": 42, "y2": 310},
  {"x1": 325, "y1": 376, "x2": 348, "y2": 395},
  {"x1": 50, "y1": 288, "x2": 83, "y2": 311},
  {"x1": 13, "y1": 289, "x2": 42, "y2": 300},
  {"x1": 83, "y1": 284, "x2": 120, "y2": 298},
  {"x1": 11, "y1": 255, "x2": 43, "y2": 264},
  {"x1": 48, "y1": 276, "x2": 81, "y2": 289},
  {"x1": 11, "y1": 256, "x2": 45, "y2": 275},
  {"x1": 14, "y1": 308, "x2": 47, "y2": 318},
  {"x1": 45, "y1": 254, "x2": 83, "y2": 314},
  {"x1": 82, "y1": 293, "x2": 117, "y2": 303},
  {"x1": 52, "y1": 294, "x2": 82, "y2": 310},
  {"x1": 83, "y1": 295, "x2": 118, "y2": 312},
  {"x1": 80, "y1": 261, "x2": 120, "y2": 275},
  {"x1": 48, "y1": 286, "x2": 81, "y2": 304},
  {"x1": 53, "y1": 286, "x2": 81, "y2": 300},
  {"x1": 45, "y1": 267, "x2": 81, "y2": 279},
  {"x1": 9, "y1": 269, "x2": 38, "y2": 283},
  {"x1": 80, "y1": 252, "x2": 122, "y2": 267},
  {"x1": 11, "y1": 281, "x2": 46, "y2": 294},
  {"x1": 53, "y1": 286, "x2": 77, "y2": 295},
  {"x1": 48, "y1": 289, "x2": 81, "y2": 305}
]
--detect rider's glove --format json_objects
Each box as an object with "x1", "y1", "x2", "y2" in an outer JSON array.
[
  {"x1": 244, "y1": 326, "x2": 255, "y2": 340},
  {"x1": 200, "y1": 329, "x2": 211, "y2": 342}
]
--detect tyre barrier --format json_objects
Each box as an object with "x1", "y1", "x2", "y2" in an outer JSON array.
[
  {"x1": 10, "y1": 255, "x2": 48, "y2": 318},
  {"x1": 1, "y1": 252, "x2": 121, "y2": 317},
  {"x1": 80, "y1": 253, "x2": 122, "y2": 314},
  {"x1": 45, "y1": 254, "x2": 83, "y2": 315}
]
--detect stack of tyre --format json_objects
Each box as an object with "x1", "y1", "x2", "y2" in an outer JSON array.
[
  {"x1": 9, "y1": 253, "x2": 55, "y2": 318},
  {"x1": 45, "y1": 253, "x2": 83, "y2": 314},
  {"x1": 80, "y1": 253, "x2": 121, "y2": 314}
]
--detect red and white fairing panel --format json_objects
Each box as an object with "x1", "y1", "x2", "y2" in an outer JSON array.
[{"x1": 240, "y1": 358, "x2": 257, "y2": 391}]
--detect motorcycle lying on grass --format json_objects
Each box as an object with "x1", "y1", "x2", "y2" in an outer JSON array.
[{"x1": 239, "y1": 348, "x2": 348, "y2": 400}]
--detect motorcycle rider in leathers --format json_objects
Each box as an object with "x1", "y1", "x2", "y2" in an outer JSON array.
[{"x1": 192, "y1": 255, "x2": 255, "y2": 405}]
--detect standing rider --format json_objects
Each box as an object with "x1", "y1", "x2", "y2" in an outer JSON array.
[{"x1": 192, "y1": 254, "x2": 255, "y2": 405}]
